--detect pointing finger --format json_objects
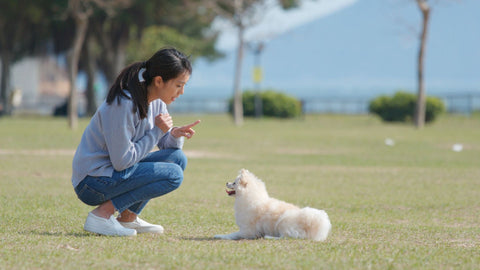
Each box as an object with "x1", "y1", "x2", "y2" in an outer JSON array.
[{"x1": 185, "y1": 120, "x2": 201, "y2": 128}]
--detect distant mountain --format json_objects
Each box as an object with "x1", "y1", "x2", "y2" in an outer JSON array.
[{"x1": 187, "y1": 0, "x2": 480, "y2": 99}]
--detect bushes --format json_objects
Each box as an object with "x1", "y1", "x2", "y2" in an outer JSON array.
[
  {"x1": 229, "y1": 90, "x2": 302, "y2": 118},
  {"x1": 369, "y1": 91, "x2": 445, "y2": 123}
]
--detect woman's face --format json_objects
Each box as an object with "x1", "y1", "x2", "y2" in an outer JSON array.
[{"x1": 149, "y1": 72, "x2": 190, "y2": 104}]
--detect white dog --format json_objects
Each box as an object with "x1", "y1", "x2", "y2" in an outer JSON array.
[{"x1": 214, "y1": 169, "x2": 331, "y2": 241}]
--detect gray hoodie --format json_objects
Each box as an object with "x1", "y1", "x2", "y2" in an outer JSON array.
[{"x1": 71, "y1": 95, "x2": 183, "y2": 188}]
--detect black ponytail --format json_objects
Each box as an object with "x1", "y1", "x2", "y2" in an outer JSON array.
[{"x1": 106, "y1": 62, "x2": 149, "y2": 119}]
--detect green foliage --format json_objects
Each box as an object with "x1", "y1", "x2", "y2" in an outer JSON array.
[
  {"x1": 228, "y1": 90, "x2": 302, "y2": 118},
  {"x1": 126, "y1": 26, "x2": 191, "y2": 63},
  {"x1": 278, "y1": 0, "x2": 301, "y2": 9},
  {"x1": 0, "y1": 0, "x2": 59, "y2": 60},
  {"x1": 126, "y1": 25, "x2": 221, "y2": 64},
  {"x1": 369, "y1": 92, "x2": 414, "y2": 122},
  {"x1": 369, "y1": 91, "x2": 445, "y2": 123},
  {"x1": 425, "y1": 95, "x2": 446, "y2": 122}
]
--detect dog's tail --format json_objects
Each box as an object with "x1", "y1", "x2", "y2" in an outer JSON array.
[
  {"x1": 276, "y1": 207, "x2": 332, "y2": 241},
  {"x1": 301, "y1": 207, "x2": 332, "y2": 241}
]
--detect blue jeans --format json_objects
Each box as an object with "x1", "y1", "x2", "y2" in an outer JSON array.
[{"x1": 74, "y1": 149, "x2": 187, "y2": 214}]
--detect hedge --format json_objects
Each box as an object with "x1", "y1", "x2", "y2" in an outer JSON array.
[
  {"x1": 229, "y1": 90, "x2": 302, "y2": 118},
  {"x1": 369, "y1": 91, "x2": 445, "y2": 123}
]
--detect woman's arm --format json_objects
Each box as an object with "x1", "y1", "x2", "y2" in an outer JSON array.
[
  {"x1": 102, "y1": 100, "x2": 161, "y2": 171},
  {"x1": 157, "y1": 120, "x2": 200, "y2": 149}
]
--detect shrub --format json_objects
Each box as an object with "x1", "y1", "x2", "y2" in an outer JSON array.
[
  {"x1": 369, "y1": 91, "x2": 445, "y2": 123},
  {"x1": 425, "y1": 96, "x2": 446, "y2": 122},
  {"x1": 229, "y1": 90, "x2": 302, "y2": 118}
]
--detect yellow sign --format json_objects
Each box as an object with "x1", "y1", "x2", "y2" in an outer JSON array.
[{"x1": 252, "y1": 67, "x2": 263, "y2": 83}]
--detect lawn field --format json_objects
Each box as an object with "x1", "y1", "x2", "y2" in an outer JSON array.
[{"x1": 0, "y1": 114, "x2": 479, "y2": 269}]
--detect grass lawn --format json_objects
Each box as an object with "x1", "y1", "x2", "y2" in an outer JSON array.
[{"x1": 0, "y1": 113, "x2": 479, "y2": 269}]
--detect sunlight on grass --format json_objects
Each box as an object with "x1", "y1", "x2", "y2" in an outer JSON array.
[{"x1": 0, "y1": 114, "x2": 479, "y2": 269}]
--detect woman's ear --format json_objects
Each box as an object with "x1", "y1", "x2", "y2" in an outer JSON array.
[{"x1": 153, "y1": 76, "x2": 164, "y2": 87}]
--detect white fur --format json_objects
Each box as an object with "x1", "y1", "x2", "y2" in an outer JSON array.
[{"x1": 214, "y1": 169, "x2": 331, "y2": 241}]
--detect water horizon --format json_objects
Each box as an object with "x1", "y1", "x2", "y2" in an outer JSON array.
[{"x1": 183, "y1": 85, "x2": 480, "y2": 100}]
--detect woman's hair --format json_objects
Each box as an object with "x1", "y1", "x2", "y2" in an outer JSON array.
[{"x1": 106, "y1": 47, "x2": 192, "y2": 119}]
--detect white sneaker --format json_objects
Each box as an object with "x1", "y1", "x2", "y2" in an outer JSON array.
[
  {"x1": 84, "y1": 212, "x2": 137, "y2": 236},
  {"x1": 118, "y1": 217, "x2": 164, "y2": 234}
]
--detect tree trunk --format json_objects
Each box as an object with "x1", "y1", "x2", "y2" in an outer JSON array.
[
  {"x1": 233, "y1": 23, "x2": 245, "y2": 126},
  {"x1": 114, "y1": 41, "x2": 127, "y2": 77},
  {"x1": 85, "y1": 33, "x2": 97, "y2": 116},
  {"x1": 414, "y1": 0, "x2": 430, "y2": 129},
  {"x1": 101, "y1": 39, "x2": 117, "y2": 85},
  {"x1": 253, "y1": 43, "x2": 264, "y2": 118},
  {"x1": 0, "y1": 52, "x2": 12, "y2": 115},
  {"x1": 68, "y1": 14, "x2": 89, "y2": 129},
  {"x1": 98, "y1": 39, "x2": 127, "y2": 91}
]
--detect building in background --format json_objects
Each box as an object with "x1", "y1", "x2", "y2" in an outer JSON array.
[{"x1": 4, "y1": 56, "x2": 85, "y2": 116}]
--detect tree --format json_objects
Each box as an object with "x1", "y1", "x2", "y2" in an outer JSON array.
[
  {"x1": 0, "y1": 0, "x2": 53, "y2": 115},
  {"x1": 202, "y1": 0, "x2": 299, "y2": 126},
  {"x1": 89, "y1": 0, "x2": 132, "y2": 85},
  {"x1": 65, "y1": 0, "x2": 93, "y2": 129},
  {"x1": 55, "y1": 0, "x2": 221, "y2": 123},
  {"x1": 414, "y1": 0, "x2": 430, "y2": 129},
  {"x1": 203, "y1": 0, "x2": 263, "y2": 126},
  {"x1": 84, "y1": 30, "x2": 99, "y2": 116},
  {"x1": 65, "y1": 0, "x2": 132, "y2": 129},
  {"x1": 82, "y1": 0, "x2": 133, "y2": 116},
  {"x1": 90, "y1": 0, "x2": 221, "y2": 103},
  {"x1": 125, "y1": 25, "x2": 219, "y2": 64}
]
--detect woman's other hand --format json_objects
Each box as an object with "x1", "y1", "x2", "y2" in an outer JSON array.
[
  {"x1": 171, "y1": 120, "x2": 201, "y2": 139},
  {"x1": 155, "y1": 113, "x2": 173, "y2": 133}
]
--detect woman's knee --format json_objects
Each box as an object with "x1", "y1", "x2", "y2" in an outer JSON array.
[
  {"x1": 75, "y1": 181, "x2": 106, "y2": 206},
  {"x1": 172, "y1": 149, "x2": 187, "y2": 170},
  {"x1": 168, "y1": 164, "x2": 184, "y2": 190}
]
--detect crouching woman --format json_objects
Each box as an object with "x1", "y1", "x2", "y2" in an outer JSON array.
[{"x1": 71, "y1": 48, "x2": 200, "y2": 236}]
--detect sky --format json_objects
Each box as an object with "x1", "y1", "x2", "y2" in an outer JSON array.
[
  {"x1": 212, "y1": 0, "x2": 358, "y2": 50},
  {"x1": 186, "y1": 0, "x2": 480, "y2": 99}
]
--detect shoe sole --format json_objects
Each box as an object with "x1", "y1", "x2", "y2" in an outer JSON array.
[{"x1": 84, "y1": 225, "x2": 137, "y2": 236}]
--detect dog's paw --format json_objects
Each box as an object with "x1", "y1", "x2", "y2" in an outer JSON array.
[
  {"x1": 264, "y1": 235, "x2": 282, "y2": 240},
  {"x1": 214, "y1": 232, "x2": 243, "y2": 240},
  {"x1": 214, "y1": 234, "x2": 227, "y2": 239}
]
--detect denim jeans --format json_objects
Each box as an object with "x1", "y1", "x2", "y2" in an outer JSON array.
[{"x1": 74, "y1": 148, "x2": 187, "y2": 214}]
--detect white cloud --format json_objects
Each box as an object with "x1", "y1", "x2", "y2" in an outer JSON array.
[{"x1": 213, "y1": 0, "x2": 358, "y2": 51}]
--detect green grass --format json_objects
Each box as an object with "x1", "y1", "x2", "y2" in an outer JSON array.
[{"x1": 0, "y1": 114, "x2": 479, "y2": 269}]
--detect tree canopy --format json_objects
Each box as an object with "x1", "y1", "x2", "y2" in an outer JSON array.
[{"x1": 0, "y1": 0, "x2": 224, "y2": 124}]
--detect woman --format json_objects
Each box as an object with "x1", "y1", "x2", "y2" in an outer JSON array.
[{"x1": 72, "y1": 48, "x2": 200, "y2": 236}]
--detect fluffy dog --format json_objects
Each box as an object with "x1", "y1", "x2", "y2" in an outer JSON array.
[{"x1": 214, "y1": 169, "x2": 331, "y2": 241}]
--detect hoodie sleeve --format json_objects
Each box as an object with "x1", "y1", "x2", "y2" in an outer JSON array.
[
  {"x1": 158, "y1": 131, "x2": 185, "y2": 149},
  {"x1": 153, "y1": 100, "x2": 185, "y2": 149}
]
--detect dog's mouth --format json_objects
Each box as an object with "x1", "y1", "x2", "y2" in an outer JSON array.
[{"x1": 226, "y1": 188, "x2": 236, "y2": 196}]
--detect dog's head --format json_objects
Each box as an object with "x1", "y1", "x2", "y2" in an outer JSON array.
[{"x1": 225, "y1": 169, "x2": 267, "y2": 198}]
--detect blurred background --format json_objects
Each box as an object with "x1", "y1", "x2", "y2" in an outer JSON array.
[{"x1": 0, "y1": 0, "x2": 479, "y2": 122}]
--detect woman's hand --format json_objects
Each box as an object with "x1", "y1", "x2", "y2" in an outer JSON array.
[
  {"x1": 171, "y1": 120, "x2": 201, "y2": 139},
  {"x1": 155, "y1": 113, "x2": 173, "y2": 133}
]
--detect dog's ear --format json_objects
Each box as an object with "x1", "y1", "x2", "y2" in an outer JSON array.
[{"x1": 239, "y1": 172, "x2": 248, "y2": 187}]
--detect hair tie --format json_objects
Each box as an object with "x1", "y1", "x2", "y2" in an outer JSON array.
[{"x1": 138, "y1": 68, "x2": 146, "y2": 82}]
